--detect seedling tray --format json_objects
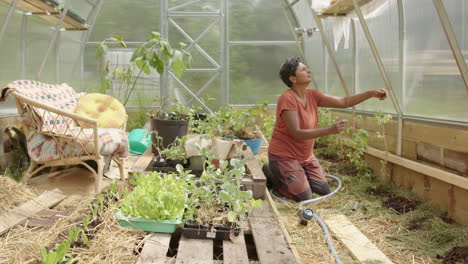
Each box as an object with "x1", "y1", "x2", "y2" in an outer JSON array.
[
  {"x1": 115, "y1": 211, "x2": 181, "y2": 233},
  {"x1": 149, "y1": 158, "x2": 203, "y2": 175},
  {"x1": 182, "y1": 222, "x2": 241, "y2": 240}
]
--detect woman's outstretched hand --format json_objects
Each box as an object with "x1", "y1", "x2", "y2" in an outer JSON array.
[
  {"x1": 373, "y1": 89, "x2": 387, "y2": 100},
  {"x1": 330, "y1": 119, "x2": 348, "y2": 134}
]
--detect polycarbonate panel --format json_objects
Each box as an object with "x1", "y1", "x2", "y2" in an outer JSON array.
[
  {"x1": 0, "y1": 4, "x2": 22, "y2": 115},
  {"x1": 67, "y1": 0, "x2": 94, "y2": 20},
  {"x1": 353, "y1": 0, "x2": 398, "y2": 114},
  {"x1": 25, "y1": 16, "x2": 56, "y2": 84},
  {"x1": 323, "y1": 18, "x2": 354, "y2": 98},
  {"x1": 83, "y1": 43, "x2": 160, "y2": 106},
  {"x1": 404, "y1": 0, "x2": 468, "y2": 122},
  {"x1": 59, "y1": 31, "x2": 85, "y2": 89},
  {"x1": 443, "y1": 0, "x2": 467, "y2": 63},
  {"x1": 168, "y1": 0, "x2": 220, "y2": 12},
  {"x1": 292, "y1": 0, "x2": 324, "y2": 91},
  {"x1": 90, "y1": 0, "x2": 160, "y2": 41},
  {"x1": 168, "y1": 17, "x2": 221, "y2": 69},
  {"x1": 229, "y1": 44, "x2": 301, "y2": 105},
  {"x1": 229, "y1": 0, "x2": 294, "y2": 41},
  {"x1": 167, "y1": 72, "x2": 221, "y2": 110}
]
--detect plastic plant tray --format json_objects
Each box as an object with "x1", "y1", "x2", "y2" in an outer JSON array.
[
  {"x1": 182, "y1": 222, "x2": 241, "y2": 240},
  {"x1": 115, "y1": 211, "x2": 181, "y2": 233}
]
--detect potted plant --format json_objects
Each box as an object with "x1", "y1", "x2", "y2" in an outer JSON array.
[
  {"x1": 150, "y1": 133, "x2": 191, "y2": 172},
  {"x1": 115, "y1": 165, "x2": 192, "y2": 233},
  {"x1": 198, "y1": 105, "x2": 265, "y2": 155},
  {"x1": 148, "y1": 99, "x2": 194, "y2": 154},
  {"x1": 183, "y1": 149, "x2": 262, "y2": 240},
  {"x1": 95, "y1": 33, "x2": 191, "y2": 133}
]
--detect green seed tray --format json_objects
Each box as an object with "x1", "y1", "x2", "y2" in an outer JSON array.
[{"x1": 115, "y1": 211, "x2": 181, "y2": 233}]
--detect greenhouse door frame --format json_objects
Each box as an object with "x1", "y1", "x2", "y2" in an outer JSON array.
[{"x1": 160, "y1": 0, "x2": 226, "y2": 113}]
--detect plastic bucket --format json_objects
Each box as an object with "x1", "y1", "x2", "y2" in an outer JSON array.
[
  {"x1": 128, "y1": 129, "x2": 151, "y2": 155},
  {"x1": 241, "y1": 137, "x2": 262, "y2": 155}
]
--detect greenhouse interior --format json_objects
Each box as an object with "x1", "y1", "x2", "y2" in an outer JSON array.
[{"x1": 0, "y1": 0, "x2": 467, "y2": 263}]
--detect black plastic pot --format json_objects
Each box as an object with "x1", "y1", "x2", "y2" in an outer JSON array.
[
  {"x1": 151, "y1": 118, "x2": 189, "y2": 154},
  {"x1": 182, "y1": 222, "x2": 241, "y2": 241},
  {"x1": 148, "y1": 156, "x2": 203, "y2": 175}
]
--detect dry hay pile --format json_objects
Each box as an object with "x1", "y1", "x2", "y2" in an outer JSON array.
[
  {"x1": 273, "y1": 188, "x2": 438, "y2": 264},
  {"x1": 0, "y1": 175, "x2": 37, "y2": 212},
  {"x1": 0, "y1": 181, "x2": 145, "y2": 264}
]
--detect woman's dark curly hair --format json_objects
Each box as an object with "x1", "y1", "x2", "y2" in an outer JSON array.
[{"x1": 279, "y1": 56, "x2": 303, "y2": 88}]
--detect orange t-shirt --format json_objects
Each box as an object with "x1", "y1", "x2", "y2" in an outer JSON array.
[{"x1": 268, "y1": 89, "x2": 324, "y2": 163}]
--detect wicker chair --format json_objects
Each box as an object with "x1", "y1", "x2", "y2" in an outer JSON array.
[{"x1": 1, "y1": 80, "x2": 128, "y2": 192}]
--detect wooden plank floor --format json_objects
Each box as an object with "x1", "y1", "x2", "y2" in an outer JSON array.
[{"x1": 325, "y1": 214, "x2": 394, "y2": 264}]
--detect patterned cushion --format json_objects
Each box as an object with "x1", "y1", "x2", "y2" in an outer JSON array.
[
  {"x1": 27, "y1": 128, "x2": 129, "y2": 162},
  {"x1": 74, "y1": 93, "x2": 126, "y2": 129}
]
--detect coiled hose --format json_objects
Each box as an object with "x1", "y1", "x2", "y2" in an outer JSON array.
[{"x1": 269, "y1": 174, "x2": 343, "y2": 264}]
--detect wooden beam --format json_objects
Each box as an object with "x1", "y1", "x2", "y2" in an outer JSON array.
[
  {"x1": 366, "y1": 146, "x2": 468, "y2": 190},
  {"x1": 264, "y1": 190, "x2": 303, "y2": 264},
  {"x1": 243, "y1": 147, "x2": 266, "y2": 199},
  {"x1": 136, "y1": 233, "x2": 172, "y2": 264},
  {"x1": 249, "y1": 216, "x2": 298, "y2": 264},
  {"x1": 0, "y1": 188, "x2": 66, "y2": 235},
  {"x1": 2, "y1": 0, "x2": 42, "y2": 13},
  {"x1": 175, "y1": 235, "x2": 213, "y2": 264},
  {"x1": 24, "y1": 0, "x2": 57, "y2": 14},
  {"x1": 319, "y1": 0, "x2": 372, "y2": 15},
  {"x1": 324, "y1": 214, "x2": 394, "y2": 263},
  {"x1": 223, "y1": 232, "x2": 249, "y2": 264},
  {"x1": 132, "y1": 147, "x2": 154, "y2": 174}
]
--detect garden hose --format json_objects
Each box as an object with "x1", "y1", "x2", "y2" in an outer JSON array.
[{"x1": 269, "y1": 174, "x2": 343, "y2": 264}]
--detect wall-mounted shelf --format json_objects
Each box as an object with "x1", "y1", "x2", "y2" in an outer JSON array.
[
  {"x1": 2, "y1": 0, "x2": 88, "y2": 30},
  {"x1": 319, "y1": 0, "x2": 372, "y2": 16}
]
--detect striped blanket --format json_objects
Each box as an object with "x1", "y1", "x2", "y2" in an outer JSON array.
[
  {"x1": 1, "y1": 80, "x2": 83, "y2": 134},
  {"x1": 1, "y1": 80, "x2": 129, "y2": 161}
]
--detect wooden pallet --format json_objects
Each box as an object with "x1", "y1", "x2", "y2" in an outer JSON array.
[
  {"x1": 136, "y1": 191, "x2": 300, "y2": 264},
  {"x1": 131, "y1": 143, "x2": 267, "y2": 200},
  {"x1": 132, "y1": 141, "x2": 297, "y2": 263}
]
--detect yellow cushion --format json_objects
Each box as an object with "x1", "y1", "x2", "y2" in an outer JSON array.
[{"x1": 74, "y1": 93, "x2": 126, "y2": 128}]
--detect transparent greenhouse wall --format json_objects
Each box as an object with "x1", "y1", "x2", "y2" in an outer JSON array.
[
  {"x1": 352, "y1": 0, "x2": 399, "y2": 114},
  {"x1": 86, "y1": 0, "x2": 161, "y2": 106},
  {"x1": 166, "y1": 11, "x2": 222, "y2": 109},
  {"x1": 403, "y1": 0, "x2": 468, "y2": 122},
  {"x1": 296, "y1": 0, "x2": 467, "y2": 123},
  {"x1": 0, "y1": 5, "x2": 22, "y2": 115},
  {"x1": 228, "y1": 0, "x2": 298, "y2": 106},
  {"x1": 323, "y1": 18, "x2": 354, "y2": 98},
  {"x1": 292, "y1": 0, "x2": 324, "y2": 92},
  {"x1": 59, "y1": 31, "x2": 83, "y2": 89}
]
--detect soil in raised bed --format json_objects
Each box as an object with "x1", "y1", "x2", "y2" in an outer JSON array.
[
  {"x1": 383, "y1": 195, "x2": 419, "y2": 214},
  {"x1": 437, "y1": 246, "x2": 468, "y2": 264},
  {"x1": 407, "y1": 216, "x2": 430, "y2": 231}
]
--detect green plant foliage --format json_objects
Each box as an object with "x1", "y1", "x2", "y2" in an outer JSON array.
[
  {"x1": 148, "y1": 97, "x2": 195, "y2": 121},
  {"x1": 96, "y1": 32, "x2": 191, "y2": 106},
  {"x1": 195, "y1": 103, "x2": 272, "y2": 139},
  {"x1": 121, "y1": 169, "x2": 190, "y2": 221},
  {"x1": 39, "y1": 227, "x2": 82, "y2": 264},
  {"x1": 374, "y1": 110, "x2": 393, "y2": 178},
  {"x1": 184, "y1": 147, "x2": 262, "y2": 226},
  {"x1": 314, "y1": 108, "x2": 370, "y2": 174}
]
